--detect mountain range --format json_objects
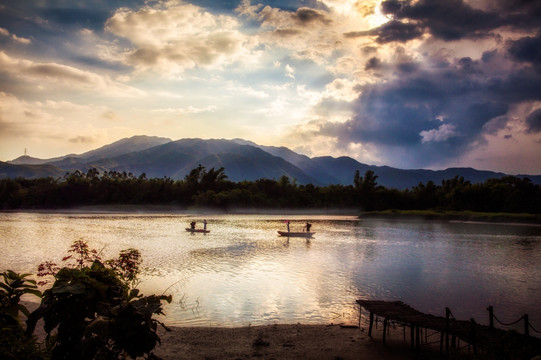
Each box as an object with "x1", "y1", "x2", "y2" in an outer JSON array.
[{"x1": 2, "y1": 136, "x2": 540, "y2": 189}]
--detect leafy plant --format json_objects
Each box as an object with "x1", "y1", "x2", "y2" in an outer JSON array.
[
  {"x1": 105, "y1": 248, "x2": 142, "y2": 289},
  {"x1": 0, "y1": 270, "x2": 44, "y2": 360},
  {"x1": 61, "y1": 239, "x2": 101, "y2": 268},
  {"x1": 26, "y1": 240, "x2": 172, "y2": 359},
  {"x1": 1, "y1": 270, "x2": 42, "y2": 319}
]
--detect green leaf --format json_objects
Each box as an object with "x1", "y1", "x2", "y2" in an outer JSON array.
[
  {"x1": 17, "y1": 303, "x2": 30, "y2": 317},
  {"x1": 0, "y1": 282, "x2": 11, "y2": 292},
  {"x1": 51, "y1": 281, "x2": 87, "y2": 295},
  {"x1": 25, "y1": 289, "x2": 43, "y2": 298},
  {"x1": 129, "y1": 288, "x2": 140, "y2": 299}
]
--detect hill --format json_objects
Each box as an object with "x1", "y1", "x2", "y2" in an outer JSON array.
[{"x1": 3, "y1": 136, "x2": 541, "y2": 189}]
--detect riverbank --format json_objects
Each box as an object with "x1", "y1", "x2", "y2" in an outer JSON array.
[
  {"x1": 22, "y1": 303, "x2": 434, "y2": 359},
  {"x1": 360, "y1": 209, "x2": 541, "y2": 225},
  {"x1": 20, "y1": 299, "x2": 453, "y2": 359},
  {"x1": 152, "y1": 323, "x2": 444, "y2": 360}
]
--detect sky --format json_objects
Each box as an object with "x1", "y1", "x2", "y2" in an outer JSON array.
[{"x1": 1, "y1": 0, "x2": 541, "y2": 174}]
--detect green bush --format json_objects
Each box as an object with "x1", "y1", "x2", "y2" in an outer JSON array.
[
  {"x1": 0, "y1": 270, "x2": 44, "y2": 359},
  {"x1": 19, "y1": 240, "x2": 172, "y2": 360}
]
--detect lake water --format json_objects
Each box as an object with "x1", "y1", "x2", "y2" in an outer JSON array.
[{"x1": 1, "y1": 212, "x2": 540, "y2": 333}]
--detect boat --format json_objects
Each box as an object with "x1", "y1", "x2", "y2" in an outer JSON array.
[
  {"x1": 277, "y1": 231, "x2": 315, "y2": 238},
  {"x1": 186, "y1": 228, "x2": 210, "y2": 233}
]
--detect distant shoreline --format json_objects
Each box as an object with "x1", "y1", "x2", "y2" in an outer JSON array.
[
  {"x1": 0, "y1": 205, "x2": 360, "y2": 216},
  {"x1": 2, "y1": 206, "x2": 541, "y2": 225},
  {"x1": 360, "y1": 209, "x2": 541, "y2": 225}
]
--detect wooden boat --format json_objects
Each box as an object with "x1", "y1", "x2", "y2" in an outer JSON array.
[
  {"x1": 186, "y1": 228, "x2": 210, "y2": 233},
  {"x1": 277, "y1": 231, "x2": 314, "y2": 238}
]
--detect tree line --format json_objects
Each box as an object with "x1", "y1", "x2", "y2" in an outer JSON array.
[{"x1": 0, "y1": 166, "x2": 540, "y2": 213}]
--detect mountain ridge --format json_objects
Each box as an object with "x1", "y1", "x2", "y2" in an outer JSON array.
[{"x1": 3, "y1": 136, "x2": 540, "y2": 189}]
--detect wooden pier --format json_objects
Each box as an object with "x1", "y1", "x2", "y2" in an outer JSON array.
[{"x1": 357, "y1": 300, "x2": 541, "y2": 357}]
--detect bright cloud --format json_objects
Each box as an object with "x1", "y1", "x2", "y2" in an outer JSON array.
[
  {"x1": 106, "y1": 1, "x2": 260, "y2": 75},
  {"x1": 0, "y1": 51, "x2": 144, "y2": 97},
  {"x1": 0, "y1": 27, "x2": 31, "y2": 44},
  {"x1": 420, "y1": 124, "x2": 458, "y2": 143}
]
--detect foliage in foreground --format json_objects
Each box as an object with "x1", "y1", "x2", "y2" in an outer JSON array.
[
  {"x1": 0, "y1": 270, "x2": 44, "y2": 359},
  {"x1": 1, "y1": 240, "x2": 172, "y2": 360}
]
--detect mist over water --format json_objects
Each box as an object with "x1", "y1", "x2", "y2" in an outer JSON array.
[{"x1": 1, "y1": 212, "x2": 540, "y2": 331}]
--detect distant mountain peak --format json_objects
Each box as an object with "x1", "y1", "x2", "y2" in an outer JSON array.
[
  {"x1": 77, "y1": 135, "x2": 172, "y2": 161},
  {"x1": 8, "y1": 155, "x2": 44, "y2": 165},
  {"x1": 3, "y1": 137, "x2": 540, "y2": 188}
]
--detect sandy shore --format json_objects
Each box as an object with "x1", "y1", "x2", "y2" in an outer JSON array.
[
  {"x1": 152, "y1": 323, "x2": 442, "y2": 360},
  {"x1": 23, "y1": 303, "x2": 448, "y2": 360}
]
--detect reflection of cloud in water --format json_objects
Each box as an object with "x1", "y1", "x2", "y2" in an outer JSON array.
[{"x1": 1, "y1": 213, "x2": 540, "y2": 329}]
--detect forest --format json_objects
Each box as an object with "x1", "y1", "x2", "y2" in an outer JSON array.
[{"x1": 0, "y1": 165, "x2": 540, "y2": 214}]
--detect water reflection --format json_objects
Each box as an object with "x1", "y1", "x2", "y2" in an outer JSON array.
[{"x1": 0, "y1": 213, "x2": 539, "y2": 330}]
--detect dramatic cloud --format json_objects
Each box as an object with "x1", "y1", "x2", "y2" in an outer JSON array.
[
  {"x1": 420, "y1": 124, "x2": 457, "y2": 143},
  {"x1": 0, "y1": 0, "x2": 540, "y2": 173},
  {"x1": 0, "y1": 52, "x2": 144, "y2": 98},
  {"x1": 526, "y1": 109, "x2": 541, "y2": 134},
  {"x1": 290, "y1": 0, "x2": 541, "y2": 170},
  {"x1": 379, "y1": 0, "x2": 504, "y2": 41},
  {"x1": 0, "y1": 27, "x2": 31, "y2": 44},
  {"x1": 507, "y1": 32, "x2": 541, "y2": 65},
  {"x1": 345, "y1": 20, "x2": 424, "y2": 43},
  {"x1": 105, "y1": 1, "x2": 258, "y2": 74}
]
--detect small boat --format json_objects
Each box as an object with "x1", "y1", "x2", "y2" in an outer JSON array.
[
  {"x1": 186, "y1": 228, "x2": 210, "y2": 233},
  {"x1": 277, "y1": 231, "x2": 314, "y2": 238}
]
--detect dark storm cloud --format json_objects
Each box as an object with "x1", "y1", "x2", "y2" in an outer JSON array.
[
  {"x1": 487, "y1": 67, "x2": 541, "y2": 103},
  {"x1": 314, "y1": 53, "x2": 541, "y2": 167},
  {"x1": 375, "y1": 0, "x2": 541, "y2": 43},
  {"x1": 0, "y1": 1, "x2": 141, "y2": 72},
  {"x1": 345, "y1": 20, "x2": 423, "y2": 43},
  {"x1": 396, "y1": 62, "x2": 418, "y2": 74},
  {"x1": 320, "y1": 0, "x2": 541, "y2": 168},
  {"x1": 293, "y1": 7, "x2": 332, "y2": 25},
  {"x1": 364, "y1": 57, "x2": 382, "y2": 71},
  {"x1": 375, "y1": 0, "x2": 515, "y2": 43},
  {"x1": 508, "y1": 32, "x2": 541, "y2": 64},
  {"x1": 497, "y1": 0, "x2": 541, "y2": 29},
  {"x1": 526, "y1": 109, "x2": 541, "y2": 133}
]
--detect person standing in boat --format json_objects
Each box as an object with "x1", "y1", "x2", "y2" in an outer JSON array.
[
  {"x1": 285, "y1": 220, "x2": 290, "y2": 233},
  {"x1": 305, "y1": 222, "x2": 312, "y2": 232},
  {"x1": 190, "y1": 221, "x2": 196, "y2": 230},
  {"x1": 203, "y1": 219, "x2": 207, "y2": 231}
]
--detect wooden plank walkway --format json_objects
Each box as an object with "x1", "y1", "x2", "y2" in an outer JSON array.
[{"x1": 356, "y1": 300, "x2": 541, "y2": 356}]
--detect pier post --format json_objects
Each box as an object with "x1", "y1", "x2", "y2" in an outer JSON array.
[
  {"x1": 524, "y1": 314, "x2": 529, "y2": 337},
  {"x1": 445, "y1": 307, "x2": 450, "y2": 353},
  {"x1": 368, "y1": 312, "x2": 374, "y2": 337},
  {"x1": 487, "y1": 306, "x2": 494, "y2": 328},
  {"x1": 358, "y1": 304, "x2": 361, "y2": 329},
  {"x1": 470, "y1": 318, "x2": 477, "y2": 356},
  {"x1": 383, "y1": 318, "x2": 388, "y2": 344},
  {"x1": 410, "y1": 325, "x2": 415, "y2": 350}
]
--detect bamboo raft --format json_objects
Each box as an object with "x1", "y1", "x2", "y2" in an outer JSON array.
[{"x1": 356, "y1": 300, "x2": 541, "y2": 355}]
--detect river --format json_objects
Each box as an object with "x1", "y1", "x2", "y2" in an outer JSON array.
[{"x1": 1, "y1": 212, "x2": 540, "y2": 333}]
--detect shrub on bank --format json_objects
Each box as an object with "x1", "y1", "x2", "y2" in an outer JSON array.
[{"x1": 1, "y1": 240, "x2": 172, "y2": 360}]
